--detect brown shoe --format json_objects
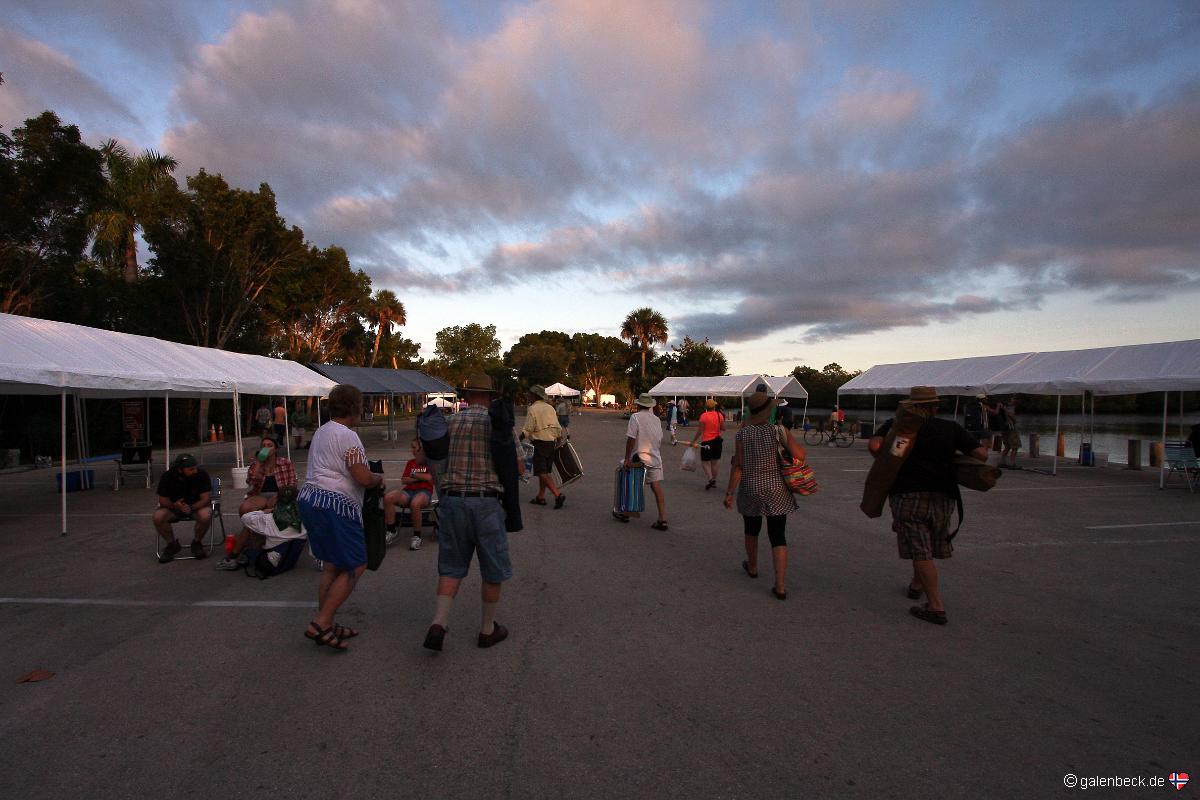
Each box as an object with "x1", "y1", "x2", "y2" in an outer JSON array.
[
  {"x1": 910, "y1": 604, "x2": 948, "y2": 625},
  {"x1": 477, "y1": 622, "x2": 508, "y2": 649},
  {"x1": 423, "y1": 624, "x2": 446, "y2": 651}
]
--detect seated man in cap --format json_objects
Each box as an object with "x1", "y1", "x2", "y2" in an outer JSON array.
[{"x1": 153, "y1": 453, "x2": 214, "y2": 563}]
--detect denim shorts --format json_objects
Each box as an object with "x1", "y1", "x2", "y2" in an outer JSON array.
[
  {"x1": 437, "y1": 495, "x2": 512, "y2": 582},
  {"x1": 402, "y1": 489, "x2": 432, "y2": 504}
]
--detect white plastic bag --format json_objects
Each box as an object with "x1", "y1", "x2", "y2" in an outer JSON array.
[{"x1": 681, "y1": 445, "x2": 699, "y2": 472}]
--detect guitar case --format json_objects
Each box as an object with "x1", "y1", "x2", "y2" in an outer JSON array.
[{"x1": 860, "y1": 402, "x2": 927, "y2": 519}]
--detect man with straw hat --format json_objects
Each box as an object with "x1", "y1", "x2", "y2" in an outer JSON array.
[
  {"x1": 868, "y1": 386, "x2": 988, "y2": 626},
  {"x1": 522, "y1": 385, "x2": 566, "y2": 509},
  {"x1": 617, "y1": 393, "x2": 669, "y2": 529},
  {"x1": 423, "y1": 373, "x2": 516, "y2": 652}
]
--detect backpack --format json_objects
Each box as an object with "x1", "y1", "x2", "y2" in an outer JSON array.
[
  {"x1": 243, "y1": 539, "x2": 306, "y2": 580},
  {"x1": 416, "y1": 406, "x2": 450, "y2": 460}
]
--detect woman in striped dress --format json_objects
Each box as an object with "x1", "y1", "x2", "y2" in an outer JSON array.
[{"x1": 723, "y1": 390, "x2": 806, "y2": 599}]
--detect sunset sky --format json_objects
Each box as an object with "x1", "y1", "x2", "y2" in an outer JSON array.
[{"x1": 3, "y1": 0, "x2": 1197, "y2": 372}]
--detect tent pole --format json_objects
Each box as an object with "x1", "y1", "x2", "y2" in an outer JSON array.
[
  {"x1": 285, "y1": 400, "x2": 292, "y2": 460},
  {"x1": 872, "y1": 395, "x2": 877, "y2": 429},
  {"x1": 1159, "y1": 391, "x2": 1168, "y2": 489},
  {"x1": 164, "y1": 392, "x2": 171, "y2": 468},
  {"x1": 389, "y1": 392, "x2": 394, "y2": 443},
  {"x1": 802, "y1": 397, "x2": 809, "y2": 427},
  {"x1": 233, "y1": 388, "x2": 243, "y2": 468},
  {"x1": 61, "y1": 391, "x2": 68, "y2": 536},
  {"x1": 1180, "y1": 390, "x2": 1185, "y2": 440},
  {"x1": 953, "y1": 396, "x2": 959, "y2": 422},
  {"x1": 1052, "y1": 395, "x2": 1060, "y2": 476}
]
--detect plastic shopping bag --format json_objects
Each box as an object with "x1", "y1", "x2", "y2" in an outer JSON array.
[{"x1": 681, "y1": 445, "x2": 699, "y2": 472}]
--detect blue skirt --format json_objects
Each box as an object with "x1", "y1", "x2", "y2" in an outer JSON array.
[{"x1": 298, "y1": 485, "x2": 365, "y2": 571}]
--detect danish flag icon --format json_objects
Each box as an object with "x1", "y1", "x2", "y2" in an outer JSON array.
[{"x1": 1169, "y1": 772, "x2": 1189, "y2": 790}]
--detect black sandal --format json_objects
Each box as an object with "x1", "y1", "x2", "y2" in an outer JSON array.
[
  {"x1": 742, "y1": 560, "x2": 758, "y2": 578},
  {"x1": 771, "y1": 587, "x2": 787, "y2": 600},
  {"x1": 650, "y1": 520, "x2": 669, "y2": 531},
  {"x1": 529, "y1": 497, "x2": 547, "y2": 505},
  {"x1": 612, "y1": 511, "x2": 630, "y2": 523},
  {"x1": 333, "y1": 623, "x2": 359, "y2": 639},
  {"x1": 906, "y1": 585, "x2": 922, "y2": 600}
]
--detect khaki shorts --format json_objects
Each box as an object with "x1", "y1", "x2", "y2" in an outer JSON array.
[
  {"x1": 890, "y1": 492, "x2": 955, "y2": 560},
  {"x1": 1003, "y1": 430, "x2": 1021, "y2": 450}
]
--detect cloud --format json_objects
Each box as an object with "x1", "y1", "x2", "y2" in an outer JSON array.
[{"x1": 0, "y1": 29, "x2": 137, "y2": 132}]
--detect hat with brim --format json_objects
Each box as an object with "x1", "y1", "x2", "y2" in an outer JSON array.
[
  {"x1": 705, "y1": 399, "x2": 717, "y2": 410},
  {"x1": 461, "y1": 373, "x2": 498, "y2": 394},
  {"x1": 909, "y1": 386, "x2": 940, "y2": 405},
  {"x1": 529, "y1": 385, "x2": 548, "y2": 401},
  {"x1": 635, "y1": 393, "x2": 657, "y2": 408},
  {"x1": 975, "y1": 393, "x2": 987, "y2": 400},
  {"x1": 173, "y1": 453, "x2": 198, "y2": 469},
  {"x1": 745, "y1": 391, "x2": 783, "y2": 423}
]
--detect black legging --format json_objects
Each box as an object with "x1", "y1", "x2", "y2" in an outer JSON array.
[{"x1": 743, "y1": 514, "x2": 787, "y2": 547}]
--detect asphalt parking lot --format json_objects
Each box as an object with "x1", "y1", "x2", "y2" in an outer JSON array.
[{"x1": 0, "y1": 409, "x2": 1196, "y2": 799}]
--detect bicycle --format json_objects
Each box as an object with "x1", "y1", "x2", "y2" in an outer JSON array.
[{"x1": 804, "y1": 423, "x2": 857, "y2": 448}]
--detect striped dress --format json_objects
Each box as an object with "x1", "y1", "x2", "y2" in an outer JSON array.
[{"x1": 735, "y1": 423, "x2": 798, "y2": 517}]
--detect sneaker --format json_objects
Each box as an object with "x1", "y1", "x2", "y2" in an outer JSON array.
[
  {"x1": 236, "y1": 552, "x2": 249, "y2": 567},
  {"x1": 384, "y1": 529, "x2": 399, "y2": 546},
  {"x1": 190, "y1": 541, "x2": 207, "y2": 560},
  {"x1": 409, "y1": 535, "x2": 422, "y2": 551},
  {"x1": 158, "y1": 539, "x2": 181, "y2": 563},
  {"x1": 312, "y1": 558, "x2": 324, "y2": 571},
  {"x1": 477, "y1": 622, "x2": 509, "y2": 649},
  {"x1": 215, "y1": 556, "x2": 240, "y2": 571}
]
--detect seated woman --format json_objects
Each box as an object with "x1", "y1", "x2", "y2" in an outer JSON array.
[
  {"x1": 238, "y1": 435, "x2": 297, "y2": 515},
  {"x1": 217, "y1": 436, "x2": 297, "y2": 570},
  {"x1": 383, "y1": 438, "x2": 434, "y2": 551}
]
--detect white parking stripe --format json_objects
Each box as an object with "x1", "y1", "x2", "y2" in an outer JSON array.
[
  {"x1": 0, "y1": 597, "x2": 313, "y2": 608},
  {"x1": 1084, "y1": 520, "x2": 1200, "y2": 530}
]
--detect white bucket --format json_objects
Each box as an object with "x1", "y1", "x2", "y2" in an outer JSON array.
[{"x1": 230, "y1": 466, "x2": 250, "y2": 490}]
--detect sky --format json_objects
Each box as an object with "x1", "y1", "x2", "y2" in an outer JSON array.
[{"x1": 2, "y1": 0, "x2": 1198, "y2": 373}]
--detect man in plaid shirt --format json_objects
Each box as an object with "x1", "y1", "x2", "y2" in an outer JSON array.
[{"x1": 424, "y1": 373, "x2": 515, "y2": 652}]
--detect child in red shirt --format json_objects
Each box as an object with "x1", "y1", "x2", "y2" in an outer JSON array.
[{"x1": 384, "y1": 439, "x2": 435, "y2": 550}]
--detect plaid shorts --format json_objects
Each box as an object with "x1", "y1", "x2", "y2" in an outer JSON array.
[{"x1": 890, "y1": 492, "x2": 955, "y2": 560}]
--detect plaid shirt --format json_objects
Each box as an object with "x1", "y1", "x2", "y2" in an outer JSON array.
[
  {"x1": 444, "y1": 405, "x2": 501, "y2": 493},
  {"x1": 247, "y1": 456, "x2": 298, "y2": 496}
]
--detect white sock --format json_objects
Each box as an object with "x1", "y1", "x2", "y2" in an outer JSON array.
[
  {"x1": 480, "y1": 600, "x2": 498, "y2": 635},
  {"x1": 432, "y1": 594, "x2": 454, "y2": 628}
]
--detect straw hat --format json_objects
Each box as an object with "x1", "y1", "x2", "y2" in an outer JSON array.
[
  {"x1": 909, "y1": 386, "x2": 940, "y2": 405},
  {"x1": 745, "y1": 390, "x2": 783, "y2": 423},
  {"x1": 705, "y1": 398, "x2": 717, "y2": 410},
  {"x1": 975, "y1": 392, "x2": 988, "y2": 400},
  {"x1": 635, "y1": 393, "x2": 657, "y2": 408},
  {"x1": 461, "y1": 373, "x2": 498, "y2": 394}
]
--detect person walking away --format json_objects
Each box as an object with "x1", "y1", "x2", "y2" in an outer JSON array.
[
  {"x1": 723, "y1": 390, "x2": 805, "y2": 599},
  {"x1": 555, "y1": 397, "x2": 571, "y2": 435},
  {"x1": 999, "y1": 397, "x2": 1020, "y2": 469},
  {"x1": 868, "y1": 386, "x2": 988, "y2": 626},
  {"x1": 964, "y1": 394, "x2": 989, "y2": 445},
  {"x1": 618, "y1": 394, "x2": 668, "y2": 530},
  {"x1": 272, "y1": 400, "x2": 287, "y2": 443},
  {"x1": 522, "y1": 385, "x2": 565, "y2": 509},
  {"x1": 383, "y1": 438, "x2": 433, "y2": 550},
  {"x1": 415, "y1": 401, "x2": 450, "y2": 491},
  {"x1": 297, "y1": 384, "x2": 385, "y2": 651},
  {"x1": 667, "y1": 400, "x2": 679, "y2": 445},
  {"x1": 983, "y1": 396, "x2": 1009, "y2": 455},
  {"x1": 424, "y1": 373, "x2": 520, "y2": 652},
  {"x1": 690, "y1": 399, "x2": 726, "y2": 490},
  {"x1": 254, "y1": 404, "x2": 272, "y2": 437}
]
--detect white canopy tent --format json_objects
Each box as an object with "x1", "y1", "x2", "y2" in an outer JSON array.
[
  {"x1": 544, "y1": 382, "x2": 581, "y2": 397},
  {"x1": 837, "y1": 338, "x2": 1200, "y2": 481},
  {"x1": 762, "y1": 375, "x2": 810, "y2": 421},
  {"x1": 648, "y1": 375, "x2": 768, "y2": 398},
  {"x1": 0, "y1": 313, "x2": 336, "y2": 533}
]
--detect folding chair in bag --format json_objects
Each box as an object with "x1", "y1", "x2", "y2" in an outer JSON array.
[
  {"x1": 113, "y1": 442, "x2": 153, "y2": 490},
  {"x1": 154, "y1": 476, "x2": 228, "y2": 561}
]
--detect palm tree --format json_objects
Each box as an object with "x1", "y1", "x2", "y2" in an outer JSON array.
[
  {"x1": 89, "y1": 140, "x2": 178, "y2": 284},
  {"x1": 366, "y1": 289, "x2": 407, "y2": 367},
  {"x1": 620, "y1": 307, "x2": 669, "y2": 378}
]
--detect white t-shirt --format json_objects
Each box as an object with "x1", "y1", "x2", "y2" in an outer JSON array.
[
  {"x1": 626, "y1": 409, "x2": 664, "y2": 468},
  {"x1": 303, "y1": 420, "x2": 367, "y2": 504}
]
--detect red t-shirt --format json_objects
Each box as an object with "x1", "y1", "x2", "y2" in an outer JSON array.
[
  {"x1": 402, "y1": 459, "x2": 434, "y2": 493},
  {"x1": 698, "y1": 410, "x2": 723, "y2": 442}
]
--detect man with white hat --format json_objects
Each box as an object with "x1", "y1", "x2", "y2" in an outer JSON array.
[
  {"x1": 617, "y1": 393, "x2": 669, "y2": 529},
  {"x1": 868, "y1": 387, "x2": 988, "y2": 626},
  {"x1": 522, "y1": 385, "x2": 565, "y2": 509}
]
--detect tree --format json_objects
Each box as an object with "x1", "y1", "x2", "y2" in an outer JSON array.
[
  {"x1": 0, "y1": 112, "x2": 104, "y2": 316},
  {"x1": 790, "y1": 362, "x2": 862, "y2": 407},
  {"x1": 88, "y1": 139, "x2": 178, "y2": 284},
  {"x1": 263, "y1": 244, "x2": 371, "y2": 362},
  {"x1": 569, "y1": 332, "x2": 631, "y2": 404},
  {"x1": 429, "y1": 323, "x2": 502, "y2": 387},
  {"x1": 365, "y1": 289, "x2": 406, "y2": 367},
  {"x1": 142, "y1": 170, "x2": 305, "y2": 350},
  {"x1": 505, "y1": 330, "x2": 573, "y2": 387},
  {"x1": 666, "y1": 336, "x2": 728, "y2": 377},
  {"x1": 620, "y1": 307, "x2": 669, "y2": 378}
]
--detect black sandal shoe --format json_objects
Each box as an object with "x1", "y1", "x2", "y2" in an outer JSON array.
[
  {"x1": 910, "y1": 604, "x2": 948, "y2": 625},
  {"x1": 612, "y1": 511, "x2": 630, "y2": 523},
  {"x1": 771, "y1": 587, "x2": 787, "y2": 600},
  {"x1": 333, "y1": 623, "x2": 359, "y2": 639},
  {"x1": 906, "y1": 585, "x2": 922, "y2": 600},
  {"x1": 529, "y1": 497, "x2": 547, "y2": 505},
  {"x1": 315, "y1": 626, "x2": 350, "y2": 651},
  {"x1": 304, "y1": 620, "x2": 324, "y2": 643},
  {"x1": 742, "y1": 560, "x2": 758, "y2": 578},
  {"x1": 650, "y1": 520, "x2": 669, "y2": 531}
]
